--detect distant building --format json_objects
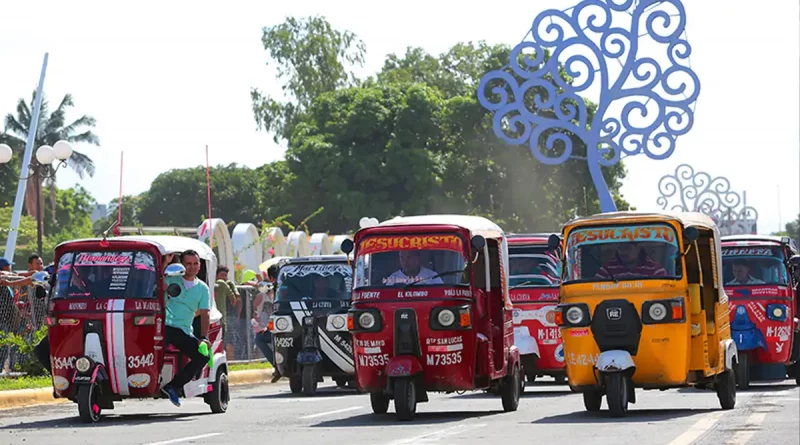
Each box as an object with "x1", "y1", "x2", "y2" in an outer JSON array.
[{"x1": 90, "y1": 204, "x2": 107, "y2": 223}]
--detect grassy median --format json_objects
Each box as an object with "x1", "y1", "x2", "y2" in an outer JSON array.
[{"x1": 0, "y1": 361, "x2": 273, "y2": 391}]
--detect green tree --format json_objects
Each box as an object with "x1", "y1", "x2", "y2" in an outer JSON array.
[
  {"x1": 0, "y1": 92, "x2": 100, "y2": 230},
  {"x1": 43, "y1": 185, "x2": 95, "y2": 241},
  {"x1": 137, "y1": 164, "x2": 262, "y2": 227},
  {"x1": 251, "y1": 16, "x2": 366, "y2": 143},
  {"x1": 0, "y1": 206, "x2": 40, "y2": 265},
  {"x1": 92, "y1": 195, "x2": 143, "y2": 234},
  {"x1": 785, "y1": 215, "x2": 800, "y2": 242}
]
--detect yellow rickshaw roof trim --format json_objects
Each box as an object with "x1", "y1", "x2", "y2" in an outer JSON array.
[{"x1": 562, "y1": 211, "x2": 718, "y2": 232}]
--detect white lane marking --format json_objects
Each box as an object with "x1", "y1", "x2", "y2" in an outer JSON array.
[
  {"x1": 384, "y1": 423, "x2": 487, "y2": 445},
  {"x1": 300, "y1": 406, "x2": 363, "y2": 419},
  {"x1": 666, "y1": 411, "x2": 726, "y2": 445},
  {"x1": 726, "y1": 412, "x2": 767, "y2": 445},
  {"x1": 142, "y1": 433, "x2": 222, "y2": 445}
]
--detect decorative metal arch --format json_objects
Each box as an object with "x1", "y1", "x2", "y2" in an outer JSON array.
[
  {"x1": 657, "y1": 164, "x2": 758, "y2": 235},
  {"x1": 478, "y1": 0, "x2": 700, "y2": 212}
]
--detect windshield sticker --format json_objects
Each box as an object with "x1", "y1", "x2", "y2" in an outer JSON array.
[
  {"x1": 722, "y1": 247, "x2": 772, "y2": 256},
  {"x1": 359, "y1": 235, "x2": 463, "y2": 255},
  {"x1": 281, "y1": 263, "x2": 351, "y2": 278},
  {"x1": 567, "y1": 226, "x2": 676, "y2": 248},
  {"x1": 75, "y1": 253, "x2": 133, "y2": 266}
]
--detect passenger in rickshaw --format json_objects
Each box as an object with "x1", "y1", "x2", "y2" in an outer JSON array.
[
  {"x1": 727, "y1": 259, "x2": 765, "y2": 285},
  {"x1": 160, "y1": 249, "x2": 212, "y2": 407},
  {"x1": 595, "y1": 242, "x2": 667, "y2": 279},
  {"x1": 311, "y1": 274, "x2": 339, "y2": 299},
  {"x1": 385, "y1": 250, "x2": 442, "y2": 285}
]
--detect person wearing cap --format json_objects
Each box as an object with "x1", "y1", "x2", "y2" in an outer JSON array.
[{"x1": 0, "y1": 258, "x2": 13, "y2": 273}]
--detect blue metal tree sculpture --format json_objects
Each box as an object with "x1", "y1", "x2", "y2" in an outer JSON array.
[
  {"x1": 657, "y1": 164, "x2": 759, "y2": 235},
  {"x1": 478, "y1": 0, "x2": 699, "y2": 212}
]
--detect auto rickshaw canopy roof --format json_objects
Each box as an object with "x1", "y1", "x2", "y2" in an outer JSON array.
[
  {"x1": 56, "y1": 235, "x2": 216, "y2": 260},
  {"x1": 721, "y1": 234, "x2": 799, "y2": 254},
  {"x1": 376, "y1": 214, "x2": 505, "y2": 239},
  {"x1": 563, "y1": 211, "x2": 719, "y2": 233}
]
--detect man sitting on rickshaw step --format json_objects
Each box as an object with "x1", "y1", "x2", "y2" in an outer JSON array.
[{"x1": 161, "y1": 249, "x2": 212, "y2": 407}]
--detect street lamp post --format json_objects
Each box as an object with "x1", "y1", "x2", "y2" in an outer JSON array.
[{"x1": 0, "y1": 140, "x2": 73, "y2": 258}]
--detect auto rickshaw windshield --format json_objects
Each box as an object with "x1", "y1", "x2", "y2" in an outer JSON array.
[
  {"x1": 53, "y1": 250, "x2": 158, "y2": 299},
  {"x1": 354, "y1": 233, "x2": 468, "y2": 288},
  {"x1": 563, "y1": 223, "x2": 681, "y2": 283},
  {"x1": 275, "y1": 263, "x2": 352, "y2": 301},
  {"x1": 509, "y1": 245, "x2": 561, "y2": 288},
  {"x1": 721, "y1": 246, "x2": 788, "y2": 286}
]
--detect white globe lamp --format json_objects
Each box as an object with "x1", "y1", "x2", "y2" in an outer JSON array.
[
  {"x1": 53, "y1": 140, "x2": 73, "y2": 161},
  {"x1": 0, "y1": 144, "x2": 12, "y2": 164},
  {"x1": 35, "y1": 145, "x2": 55, "y2": 165}
]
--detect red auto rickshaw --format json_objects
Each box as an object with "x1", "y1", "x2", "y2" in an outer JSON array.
[
  {"x1": 342, "y1": 215, "x2": 522, "y2": 421},
  {"x1": 36, "y1": 235, "x2": 229, "y2": 423},
  {"x1": 507, "y1": 234, "x2": 566, "y2": 384},
  {"x1": 721, "y1": 235, "x2": 800, "y2": 387}
]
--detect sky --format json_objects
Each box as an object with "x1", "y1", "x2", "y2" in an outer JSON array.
[{"x1": 0, "y1": 0, "x2": 798, "y2": 234}]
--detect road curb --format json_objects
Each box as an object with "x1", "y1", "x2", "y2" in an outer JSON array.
[{"x1": 0, "y1": 367, "x2": 275, "y2": 411}]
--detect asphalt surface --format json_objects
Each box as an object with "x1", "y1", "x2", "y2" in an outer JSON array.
[{"x1": 0, "y1": 378, "x2": 797, "y2": 445}]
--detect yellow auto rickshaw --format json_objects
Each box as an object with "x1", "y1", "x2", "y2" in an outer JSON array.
[{"x1": 548, "y1": 211, "x2": 737, "y2": 417}]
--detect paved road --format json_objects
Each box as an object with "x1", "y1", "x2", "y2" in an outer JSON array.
[{"x1": 0, "y1": 378, "x2": 797, "y2": 445}]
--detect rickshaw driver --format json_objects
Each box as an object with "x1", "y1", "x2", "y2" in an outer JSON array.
[
  {"x1": 595, "y1": 242, "x2": 667, "y2": 280},
  {"x1": 727, "y1": 259, "x2": 765, "y2": 285},
  {"x1": 160, "y1": 249, "x2": 212, "y2": 407},
  {"x1": 386, "y1": 250, "x2": 443, "y2": 285},
  {"x1": 312, "y1": 274, "x2": 338, "y2": 299}
]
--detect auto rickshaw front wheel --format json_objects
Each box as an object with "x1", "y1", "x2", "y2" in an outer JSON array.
[
  {"x1": 736, "y1": 354, "x2": 750, "y2": 389},
  {"x1": 393, "y1": 378, "x2": 417, "y2": 421},
  {"x1": 290, "y1": 376, "x2": 302, "y2": 393},
  {"x1": 501, "y1": 364, "x2": 522, "y2": 412},
  {"x1": 370, "y1": 391, "x2": 390, "y2": 414},
  {"x1": 605, "y1": 373, "x2": 629, "y2": 418},
  {"x1": 77, "y1": 383, "x2": 101, "y2": 424},
  {"x1": 302, "y1": 365, "x2": 318, "y2": 397},
  {"x1": 715, "y1": 369, "x2": 736, "y2": 410},
  {"x1": 583, "y1": 390, "x2": 603, "y2": 411}
]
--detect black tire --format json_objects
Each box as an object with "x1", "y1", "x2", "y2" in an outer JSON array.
[
  {"x1": 335, "y1": 378, "x2": 348, "y2": 388},
  {"x1": 207, "y1": 368, "x2": 229, "y2": 414},
  {"x1": 526, "y1": 373, "x2": 537, "y2": 383},
  {"x1": 736, "y1": 354, "x2": 750, "y2": 389},
  {"x1": 501, "y1": 364, "x2": 522, "y2": 412},
  {"x1": 370, "y1": 392, "x2": 390, "y2": 414},
  {"x1": 606, "y1": 373, "x2": 629, "y2": 418},
  {"x1": 77, "y1": 384, "x2": 101, "y2": 424},
  {"x1": 796, "y1": 364, "x2": 800, "y2": 386},
  {"x1": 302, "y1": 365, "x2": 318, "y2": 397},
  {"x1": 716, "y1": 369, "x2": 736, "y2": 410},
  {"x1": 289, "y1": 376, "x2": 302, "y2": 393},
  {"x1": 583, "y1": 390, "x2": 603, "y2": 411},
  {"x1": 393, "y1": 378, "x2": 416, "y2": 421},
  {"x1": 554, "y1": 375, "x2": 566, "y2": 384}
]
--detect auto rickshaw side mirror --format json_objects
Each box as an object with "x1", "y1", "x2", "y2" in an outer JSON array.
[
  {"x1": 340, "y1": 239, "x2": 354, "y2": 255},
  {"x1": 790, "y1": 255, "x2": 800, "y2": 268},
  {"x1": 684, "y1": 226, "x2": 699, "y2": 243},
  {"x1": 471, "y1": 235, "x2": 486, "y2": 251},
  {"x1": 547, "y1": 234, "x2": 560, "y2": 251},
  {"x1": 167, "y1": 283, "x2": 182, "y2": 298},
  {"x1": 165, "y1": 263, "x2": 186, "y2": 277}
]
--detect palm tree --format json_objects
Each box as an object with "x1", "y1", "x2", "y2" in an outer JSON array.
[{"x1": 0, "y1": 91, "x2": 100, "y2": 232}]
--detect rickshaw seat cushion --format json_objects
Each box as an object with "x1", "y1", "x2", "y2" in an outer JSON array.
[
  {"x1": 688, "y1": 284, "x2": 702, "y2": 315},
  {"x1": 706, "y1": 321, "x2": 716, "y2": 335}
]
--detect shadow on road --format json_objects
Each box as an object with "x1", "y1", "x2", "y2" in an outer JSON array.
[
  {"x1": 532, "y1": 407, "x2": 717, "y2": 424},
  {"x1": 0, "y1": 412, "x2": 203, "y2": 430},
  {"x1": 244, "y1": 386, "x2": 360, "y2": 400},
  {"x1": 311, "y1": 410, "x2": 502, "y2": 428},
  {"x1": 452, "y1": 389, "x2": 571, "y2": 400},
  {"x1": 676, "y1": 382, "x2": 798, "y2": 394}
]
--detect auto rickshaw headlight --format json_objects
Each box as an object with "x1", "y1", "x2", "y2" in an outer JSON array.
[
  {"x1": 359, "y1": 312, "x2": 376, "y2": 329},
  {"x1": 437, "y1": 309, "x2": 456, "y2": 327},
  {"x1": 565, "y1": 307, "x2": 584, "y2": 324},
  {"x1": 75, "y1": 357, "x2": 91, "y2": 373},
  {"x1": 275, "y1": 317, "x2": 290, "y2": 331},
  {"x1": 648, "y1": 302, "x2": 668, "y2": 321},
  {"x1": 331, "y1": 315, "x2": 346, "y2": 330}
]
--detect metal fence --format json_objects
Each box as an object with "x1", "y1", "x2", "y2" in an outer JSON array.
[{"x1": 0, "y1": 284, "x2": 269, "y2": 375}]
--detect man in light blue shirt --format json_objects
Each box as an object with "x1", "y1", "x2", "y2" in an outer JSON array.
[{"x1": 161, "y1": 249, "x2": 211, "y2": 407}]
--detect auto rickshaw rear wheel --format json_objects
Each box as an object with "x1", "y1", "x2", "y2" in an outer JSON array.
[
  {"x1": 77, "y1": 383, "x2": 101, "y2": 424},
  {"x1": 335, "y1": 378, "x2": 348, "y2": 388},
  {"x1": 553, "y1": 375, "x2": 566, "y2": 384},
  {"x1": 736, "y1": 354, "x2": 750, "y2": 389},
  {"x1": 583, "y1": 390, "x2": 603, "y2": 411},
  {"x1": 290, "y1": 376, "x2": 302, "y2": 393},
  {"x1": 501, "y1": 364, "x2": 521, "y2": 412},
  {"x1": 207, "y1": 368, "x2": 229, "y2": 414},
  {"x1": 393, "y1": 378, "x2": 416, "y2": 421},
  {"x1": 302, "y1": 365, "x2": 318, "y2": 396},
  {"x1": 606, "y1": 373, "x2": 629, "y2": 418},
  {"x1": 715, "y1": 369, "x2": 736, "y2": 410},
  {"x1": 370, "y1": 391, "x2": 390, "y2": 414}
]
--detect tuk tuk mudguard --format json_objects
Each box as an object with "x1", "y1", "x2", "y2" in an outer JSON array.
[
  {"x1": 386, "y1": 356, "x2": 424, "y2": 378},
  {"x1": 596, "y1": 350, "x2": 636, "y2": 373},
  {"x1": 512, "y1": 327, "x2": 539, "y2": 357},
  {"x1": 722, "y1": 338, "x2": 738, "y2": 371}
]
